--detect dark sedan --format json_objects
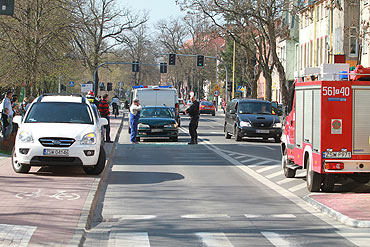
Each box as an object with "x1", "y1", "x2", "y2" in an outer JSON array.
[
  {"x1": 137, "y1": 106, "x2": 179, "y2": 142},
  {"x1": 224, "y1": 99, "x2": 282, "y2": 142}
]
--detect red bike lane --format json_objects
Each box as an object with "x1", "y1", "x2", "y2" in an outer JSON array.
[{"x1": 0, "y1": 116, "x2": 123, "y2": 246}]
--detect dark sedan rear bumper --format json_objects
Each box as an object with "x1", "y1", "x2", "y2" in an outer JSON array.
[
  {"x1": 238, "y1": 126, "x2": 282, "y2": 139},
  {"x1": 199, "y1": 110, "x2": 215, "y2": 114}
]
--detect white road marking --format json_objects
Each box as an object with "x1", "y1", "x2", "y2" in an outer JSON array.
[
  {"x1": 0, "y1": 224, "x2": 36, "y2": 246},
  {"x1": 254, "y1": 160, "x2": 274, "y2": 166},
  {"x1": 256, "y1": 165, "x2": 279, "y2": 173},
  {"x1": 181, "y1": 214, "x2": 230, "y2": 219},
  {"x1": 276, "y1": 178, "x2": 295, "y2": 185},
  {"x1": 240, "y1": 157, "x2": 260, "y2": 164},
  {"x1": 114, "y1": 215, "x2": 157, "y2": 220},
  {"x1": 288, "y1": 183, "x2": 308, "y2": 192},
  {"x1": 295, "y1": 170, "x2": 306, "y2": 177},
  {"x1": 244, "y1": 214, "x2": 296, "y2": 219},
  {"x1": 264, "y1": 146, "x2": 276, "y2": 151},
  {"x1": 108, "y1": 232, "x2": 150, "y2": 247},
  {"x1": 196, "y1": 232, "x2": 234, "y2": 247},
  {"x1": 235, "y1": 155, "x2": 247, "y2": 159},
  {"x1": 261, "y1": 232, "x2": 292, "y2": 247},
  {"x1": 201, "y1": 140, "x2": 370, "y2": 246},
  {"x1": 266, "y1": 171, "x2": 283, "y2": 179}
]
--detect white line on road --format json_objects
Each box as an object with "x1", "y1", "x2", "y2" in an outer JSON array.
[
  {"x1": 261, "y1": 232, "x2": 292, "y2": 247},
  {"x1": 196, "y1": 232, "x2": 234, "y2": 247},
  {"x1": 201, "y1": 140, "x2": 370, "y2": 247},
  {"x1": 244, "y1": 214, "x2": 296, "y2": 219},
  {"x1": 235, "y1": 155, "x2": 247, "y2": 159},
  {"x1": 254, "y1": 160, "x2": 275, "y2": 166},
  {"x1": 113, "y1": 215, "x2": 157, "y2": 220},
  {"x1": 181, "y1": 214, "x2": 230, "y2": 219},
  {"x1": 256, "y1": 165, "x2": 279, "y2": 173},
  {"x1": 108, "y1": 232, "x2": 150, "y2": 247},
  {"x1": 276, "y1": 178, "x2": 295, "y2": 185},
  {"x1": 266, "y1": 171, "x2": 283, "y2": 179},
  {"x1": 240, "y1": 157, "x2": 260, "y2": 164},
  {"x1": 288, "y1": 183, "x2": 308, "y2": 192}
]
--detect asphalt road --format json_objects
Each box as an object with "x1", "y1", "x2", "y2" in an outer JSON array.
[{"x1": 83, "y1": 112, "x2": 370, "y2": 247}]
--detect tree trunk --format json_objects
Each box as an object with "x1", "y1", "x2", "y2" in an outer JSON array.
[
  {"x1": 263, "y1": 70, "x2": 272, "y2": 101},
  {"x1": 275, "y1": 61, "x2": 290, "y2": 105}
]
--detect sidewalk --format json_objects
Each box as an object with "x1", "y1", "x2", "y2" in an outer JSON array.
[
  {"x1": 0, "y1": 114, "x2": 124, "y2": 246},
  {"x1": 305, "y1": 193, "x2": 370, "y2": 228}
]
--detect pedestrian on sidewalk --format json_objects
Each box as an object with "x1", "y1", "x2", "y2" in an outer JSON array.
[
  {"x1": 111, "y1": 95, "x2": 120, "y2": 118},
  {"x1": 129, "y1": 99, "x2": 142, "y2": 144},
  {"x1": 2, "y1": 108, "x2": 10, "y2": 138},
  {"x1": 98, "y1": 94, "x2": 113, "y2": 143},
  {"x1": 185, "y1": 94, "x2": 199, "y2": 145},
  {"x1": 1, "y1": 91, "x2": 14, "y2": 137}
]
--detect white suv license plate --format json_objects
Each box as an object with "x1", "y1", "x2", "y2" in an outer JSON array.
[
  {"x1": 256, "y1": 129, "x2": 269, "y2": 134},
  {"x1": 43, "y1": 149, "x2": 69, "y2": 156},
  {"x1": 151, "y1": 129, "x2": 163, "y2": 133},
  {"x1": 324, "y1": 151, "x2": 352, "y2": 159}
]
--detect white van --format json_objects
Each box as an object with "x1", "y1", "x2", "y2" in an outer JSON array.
[{"x1": 130, "y1": 86, "x2": 181, "y2": 125}]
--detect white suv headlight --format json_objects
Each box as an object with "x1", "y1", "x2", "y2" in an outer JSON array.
[
  {"x1": 273, "y1": 122, "x2": 282, "y2": 128},
  {"x1": 19, "y1": 131, "x2": 34, "y2": 143},
  {"x1": 81, "y1": 132, "x2": 97, "y2": 145},
  {"x1": 240, "y1": 121, "x2": 252, "y2": 127}
]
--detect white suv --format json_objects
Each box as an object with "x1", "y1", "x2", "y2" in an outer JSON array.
[{"x1": 12, "y1": 94, "x2": 108, "y2": 175}]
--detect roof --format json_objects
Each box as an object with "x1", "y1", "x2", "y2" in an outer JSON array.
[
  {"x1": 232, "y1": 98, "x2": 271, "y2": 103},
  {"x1": 37, "y1": 95, "x2": 86, "y2": 104}
]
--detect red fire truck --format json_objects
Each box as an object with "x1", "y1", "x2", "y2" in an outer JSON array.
[{"x1": 281, "y1": 73, "x2": 370, "y2": 192}]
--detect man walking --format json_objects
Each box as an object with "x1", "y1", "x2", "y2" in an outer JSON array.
[
  {"x1": 129, "y1": 99, "x2": 142, "y2": 143},
  {"x1": 98, "y1": 94, "x2": 113, "y2": 143},
  {"x1": 1, "y1": 91, "x2": 14, "y2": 137},
  {"x1": 185, "y1": 94, "x2": 199, "y2": 144}
]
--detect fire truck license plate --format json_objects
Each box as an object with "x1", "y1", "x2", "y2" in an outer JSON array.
[{"x1": 323, "y1": 151, "x2": 352, "y2": 159}]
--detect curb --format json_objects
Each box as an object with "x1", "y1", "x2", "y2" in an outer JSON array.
[
  {"x1": 68, "y1": 116, "x2": 125, "y2": 247},
  {"x1": 303, "y1": 195, "x2": 370, "y2": 228}
]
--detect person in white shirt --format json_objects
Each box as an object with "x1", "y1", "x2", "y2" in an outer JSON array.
[
  {"x1": 2, "y1": 92, "x2": 14, "y2": 137},
  {"x1": 111, "y1": 95, "x2": 120, "y2": 118},
  {"x1": 129, "y1": 99, "x2": 142, "y2": 143}
]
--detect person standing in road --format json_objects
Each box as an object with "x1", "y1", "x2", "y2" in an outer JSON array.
[
  {"x1": 185, "y1": 94, "x2": 200, "y2": 145},
  {"x1": 129, "y1": 99, "x2": 142, "y2": 144},
  {"x1": 1, "y1": 92, "x2": 14, "y2": 137},
  {"x1": 111, "y1": 95, "x2": 120, "y2": 118},
  {"x1": 98, "y1": 94, "x2": 113, "y2": 143}
]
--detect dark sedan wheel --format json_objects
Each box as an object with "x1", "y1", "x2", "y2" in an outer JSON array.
[{"x1": 234, "y1": 127, "x2": 242, "y2": 142}]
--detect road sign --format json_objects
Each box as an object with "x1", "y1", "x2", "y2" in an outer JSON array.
[
  {"x1": 69, "y1": 81, "x2": 75, "y2": 87},
  {"x1": 189, "y1": 91, "x2": 195, "y2": 97},
  {"x1": 213, "y1": 84, "x2": 220, "y2": 92},
  {"x1": 236, "y1": 86, "x2": 245, "y2": 93},
  {"x1": 81, "y1": 83, "x2": 93, "y2": 93},
  {"x1": 213, "y1": 90, "x2": 220, "y2": 97}
]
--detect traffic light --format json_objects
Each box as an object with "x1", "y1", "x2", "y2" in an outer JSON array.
[
  {"x1": 99, "y1": 82, "x2": 105, "y2": 91},
  {"x1": 0, "y1": 0, "x2": 14, "y2": 16},
  {"x1": 160, "y1": 63, "x2": 167, "y2": 73},
  {"x1": 168, "y1": 54, "x2": 176, "y2": 65},
  {"x1": 227, "y1": 82, "x2": 232, "y2": 92},
  {"x1": 132, "y1": 61, "x2": 139, "y2": 72},
  {"x1": 107, "y1": 82, "x2": 112, "y2": 91},
  {"x1": 197, "y1": 55, "x2": 204, "y2": 67}
]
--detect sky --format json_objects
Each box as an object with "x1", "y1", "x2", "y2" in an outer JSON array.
[{"x1": 118, "y1": 0, "x2": 184, "y2": 28}]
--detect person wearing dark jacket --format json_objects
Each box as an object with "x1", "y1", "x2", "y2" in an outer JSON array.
[
  {"x1": 98, "y1": 94, "x2": 112, "y2": 143},
  {"x1": 185, "y1": 95, "x2": 200, "y2": 144}
]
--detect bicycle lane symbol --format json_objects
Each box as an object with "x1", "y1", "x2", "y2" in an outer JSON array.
[{"x1": 16, "y1": 189, "x2": 80, "y2": 201}]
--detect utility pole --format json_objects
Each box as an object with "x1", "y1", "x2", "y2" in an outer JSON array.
[{"x1": 232, "y1": 40, "x2": 236, "y2": 99}]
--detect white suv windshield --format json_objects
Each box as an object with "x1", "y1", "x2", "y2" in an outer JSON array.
[{"x1": 25, "y1": 102, "x2": 93, "y2": 124}]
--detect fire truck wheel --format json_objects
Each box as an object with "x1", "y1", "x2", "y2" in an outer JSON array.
[
  {"x1": 306, "y1": 158, "x2": 322, "y2": 192},
  {"x1": 282, "y1": 150, "x2": 296, "y2": 178},
  {"x1": 321, "y1": 174, "x2": 335, "y2": 192},
  {"x1": 234, "y1": 127, "x2": 242, "y2": 141}
]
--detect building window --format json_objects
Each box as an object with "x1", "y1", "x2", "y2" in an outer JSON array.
[
  {"x1": 325, "y1": 37, "x2": 329, "y2": 63},
  {"x1": 320, "y1": 38, "x2": 324, "y2": 64},
  {"x1": 320, "y1": 4, "x2": 324, "y2": 19},
  {"x1": 365, "y1": 0, "x2": 368, "y2": 5},
  {"x1": 316, "y1": 39, "x2": 319, "y2": 66},
  {"x1": 316, "y1": 5, "x2": 320, "y2": 20},
  {"x1": 349, "y1": 27, "x2": 358, "y2": 57}
]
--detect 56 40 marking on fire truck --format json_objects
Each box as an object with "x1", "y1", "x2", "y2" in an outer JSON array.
[{"x1": 322, "y1": 86, "x2": 351, "y2": 97}]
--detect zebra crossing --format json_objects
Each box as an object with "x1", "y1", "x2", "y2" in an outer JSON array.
[
  {"x1": 220, "y1": 149, "x2": 370, "y2": 195},
  {"x1": 86, "y1": 229, "x2": 298, "y2": 247}
]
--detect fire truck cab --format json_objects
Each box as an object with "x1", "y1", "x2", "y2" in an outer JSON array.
[{"x1": 281, "y1": 67, "x2": 370, "y2": 192}]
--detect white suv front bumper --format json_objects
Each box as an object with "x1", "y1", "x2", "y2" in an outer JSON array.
[{"x1": 15, "y1": 142, "x2": 101, "y2": 167}]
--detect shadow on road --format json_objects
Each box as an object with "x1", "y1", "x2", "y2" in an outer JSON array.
[
  {"x1": 109, "y1": 171, "x2": 184, "y2": 185},
  {"x1": 29, "y1": 166, "x2": 97, "y2": 177}
]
